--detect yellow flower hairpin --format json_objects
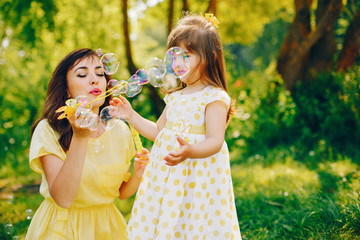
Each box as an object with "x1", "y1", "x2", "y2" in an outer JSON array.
[{"x1": 201, "y1": 13, "x2": 219, "y2": 28}]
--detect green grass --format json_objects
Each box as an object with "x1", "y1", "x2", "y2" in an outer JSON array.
[
  {"x1": 231, "y1": 151, "x2": 360, "y2": 239},
  {"x1": 1, "y1": 149, "x2": 360, "y2": 239}
]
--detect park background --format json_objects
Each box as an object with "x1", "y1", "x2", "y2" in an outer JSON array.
[{"x1": 1, "y1": 0, "x2": 360, "y2": 239}]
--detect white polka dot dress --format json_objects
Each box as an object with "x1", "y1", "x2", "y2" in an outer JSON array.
[{"x1": 127, "y1": 86, "x2": 241, "y2": 240}]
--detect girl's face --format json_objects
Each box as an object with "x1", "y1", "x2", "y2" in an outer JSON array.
[
  {"x1": 179, "y1": 43, "x2": 201, "y2": 85},
  {"x1": 66, "y1": 56, "x2": 107, "y2": 112}
]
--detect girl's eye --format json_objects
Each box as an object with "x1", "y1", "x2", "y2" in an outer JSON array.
[
  {"x1": 96, "y1": 73, "x2": 105, "y2": 77},
  {"x1": 77, "y1": 74, "x2": 86, "y2": 78}
]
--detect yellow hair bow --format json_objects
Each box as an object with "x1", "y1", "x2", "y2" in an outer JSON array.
[{"x1": 201, "y1": 13, "x2": 219, "y2": 28}]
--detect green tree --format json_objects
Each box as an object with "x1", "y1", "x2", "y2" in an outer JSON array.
[{"x1": 277, "y1": 0, "x2": 360, "y2": 92}]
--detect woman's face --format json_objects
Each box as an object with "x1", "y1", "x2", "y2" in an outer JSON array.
[{"x1": 66, "y1": 56, "x2": 107, "y2": 112}]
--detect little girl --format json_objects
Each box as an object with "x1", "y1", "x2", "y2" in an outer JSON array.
[{"x1": 112, "y1": 13, "x2": 241, "y2": 239}]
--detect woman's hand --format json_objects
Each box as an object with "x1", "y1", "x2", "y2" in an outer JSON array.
[
  {"x1": 133, "y1": 148, "x2": 150, "y2": 178},
  {"x1": 109, "y1": 96, "x2": 134, "y2": 121},
  {"x1": 68, "y1": 109, "x2": 96, "y2": 138},
  {"x1": 164, "y1": 136, "x2": 191, "y2": 166}
]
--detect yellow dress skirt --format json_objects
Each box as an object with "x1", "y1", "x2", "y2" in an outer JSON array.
[{"x1": 25, "y1": 119, "x2": 135, "y2": 240}]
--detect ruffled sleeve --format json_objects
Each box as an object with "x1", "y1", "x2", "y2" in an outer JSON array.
[
  {"x1": 205, "y1": 87, "x2": 231, "y2": 111},
  {"x1": 164, "y1": 94, "x2": 170, "y2": 104},
  {"x1": 29, "y1": 119, "x2": 66, "y2": 174}
]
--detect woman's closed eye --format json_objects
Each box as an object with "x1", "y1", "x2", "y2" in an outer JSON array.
[{"x1": 77, "y1": 73, "x2": 105, "y2": 78}]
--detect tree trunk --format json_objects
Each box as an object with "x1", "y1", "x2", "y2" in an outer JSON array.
[
  {"x1": 121, "y1": 0, "x2": 137, "y2": 74},
  {"x1": 121, "y1": 0, "x2": 164, "y2": 116},
  {"x1": 307, "y1": 0, "x2": 337, "y2": 76},
  {"x1": 336, "y1": 9, "x2": 360, "y2": 71},
  {"x1": 168, "y1": 0, "x2": 175, "y2": 35},
  {"x1": 206, "y1": 0, "x2": 217, "y2": 15},
  {"x1": 277, "y1": 0, "x2": 343, "y2": 92},
  {"x1": 145, "y1": 86, "x2": 165, "y2": 117},
  {"x1": 277, "y1": 0, "x2": 313, "y2": 91},
  {"x1": 182, "y1": 0, "x2": 189, "y2": 12}
]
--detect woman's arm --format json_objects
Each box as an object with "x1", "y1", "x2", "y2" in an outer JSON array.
[
  {"x1": 41, "y1": 116, "x2": 93, "y2": 208},
  {"x1": 118, "y1": 148, "x2": 149, "y2": 199},
  {"x1": 110, "y1": 96, "x2": 167, "y2": 141},
  {"x1": 163, "y1": 100, "x2": 227, "y2": 166}
]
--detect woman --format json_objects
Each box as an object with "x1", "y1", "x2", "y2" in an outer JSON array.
[{"x1": 25, "y1": 48, "x2": 148, "y2": 240}]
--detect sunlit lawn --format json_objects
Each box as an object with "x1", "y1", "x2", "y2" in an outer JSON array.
[{"x1": 1, "y1": 150, "x2": 360, "y2": 239}]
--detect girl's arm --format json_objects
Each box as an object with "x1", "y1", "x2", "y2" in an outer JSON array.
[
  {"x1": 110, "y1": 96, "x2": 167, "y2": 141},
  {"x1": 40, "y1": 116, "x2": 93, "y2": 208},
  {"x1": 118, "y1": 148, "x2": 149, "y2": 199},
  {"x1": 163, "y1": 100, "x2": 227, "y2": 166}
]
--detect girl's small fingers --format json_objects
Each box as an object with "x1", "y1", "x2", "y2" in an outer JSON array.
[
  {"x1": 141, "y1": 148, "x2": 149, "y2": 154},
  {"x1": 168, "y1": 153, "x2": 180, "y2": 159},
  {"x1": 113, "y1": 98, "x2": 121, "y2": 104},
  {"x1": 135, "y1": 157, "x2": 147, "y2": 162},
  {"x1": 118, "y1": 95, "x2": 128, "y2": 103},
  {"x1": 164, "y1": 156, "x2": 176, "y2": 163},
  {"x1": 135, "y1": 158, "x2": 148, "y2": 164},
  {"x1": 136, "y1": 153, "x2": 148, "y2": 159},
  {"x1": 168, "y1": 152, "x2": 182, "y2": 158},
  {"x1": 165, "y1": 161, "x2": 178, "y2": 166}
]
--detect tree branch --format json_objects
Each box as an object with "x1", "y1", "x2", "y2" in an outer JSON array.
[
  {"x1": 182, "y1": 0, "x2": 189, "y2": 12},
  {"x1": 295, "y1": 0, "x2": 342, "y2": 58},
  {"x1": 121, "y1": 0, "x2": 137, "y2": 74},
  {"x1": 168, "y1": 0, "x2": 175, "y2": 35},
  {"x1": 206, "y1": 0, "x2": 217, "y2": 15},
  {"x1": 336, "y1": 8, "x2": 360, "y2": 71},
  {"x1": 277, "y1": 0, "x2": 342, "y2": 91},
  {"x1": 277, "y1": 0, "x2": 312, "y2": 90}
]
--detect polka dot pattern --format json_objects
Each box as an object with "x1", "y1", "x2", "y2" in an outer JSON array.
[{"x1": 127, "y1": 86, "x2": 241, "y2": 239}]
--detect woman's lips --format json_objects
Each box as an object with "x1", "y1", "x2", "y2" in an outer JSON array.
[{"x1": 90, "y1": 88, "x2": 101, "y2": 96}]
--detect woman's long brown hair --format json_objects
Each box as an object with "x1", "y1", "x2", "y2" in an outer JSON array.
[
  {"x1": 166, "y1": 13, "x2": 235, "y2": 122},
  {"x1": 30, "y1": 48, "x2": 110, "y2": 151}
]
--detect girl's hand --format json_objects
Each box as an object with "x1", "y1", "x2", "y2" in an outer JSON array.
[
  {"x1": 164, "y1": 136, "x2": 191, "y2": 166},
  {"x1": 109, "y1": 96, "x2": 134, "y2": 121},
  {"x1": 133, "y1": 148, "x2": 150, "y2": 178}
]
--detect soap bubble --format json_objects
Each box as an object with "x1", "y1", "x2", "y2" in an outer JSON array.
[
  {"x1": 134, "y1": 69, "x2": 149, "y2": 85},
  {"x1": 100, "y1": 106, "x2": 124, "y2": 130},
  {"x1": 145, "y1": 57, "x2": 165, "y2": 87},
  {"x1": 100, "y1": 53, "x2": 120, "y2": 75},
  {"x1": 126, "y1": 75, "x2": 143, "y2": 97},
  {"x1": 75, "y1": 108, "x2": 99, "y2": 129},
  {"x1": 25, "y1": 209, "x2": 33, "y2": 220},
  {"x1": 108, "y1": 79, "x2": 127, "y2": 96},
  {"x1": 5, "y1": 223, "x2": 14, "y2": 235},
  {"x1": 96, "y1": 48, "x2": 104, "y2": 57},
  {"x1": 75, "y1": 95, "x2": 92, "y2": 109},
  {"x1": 164, "y1": 47, "x2": 189, "y2": 78}
]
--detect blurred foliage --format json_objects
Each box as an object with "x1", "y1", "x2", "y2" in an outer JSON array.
[{"x1": 0, "y1": 0, "x2": 294, "y2": 172}]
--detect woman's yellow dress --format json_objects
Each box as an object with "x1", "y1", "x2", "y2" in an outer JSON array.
[{"x1": 25, "y1": 119, "x2": 135, "y2": 240}]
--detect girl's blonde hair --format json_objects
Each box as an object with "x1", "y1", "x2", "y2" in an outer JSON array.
[{"x1": 166, "y1": 13, "x2": 234, "y2": 121}]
